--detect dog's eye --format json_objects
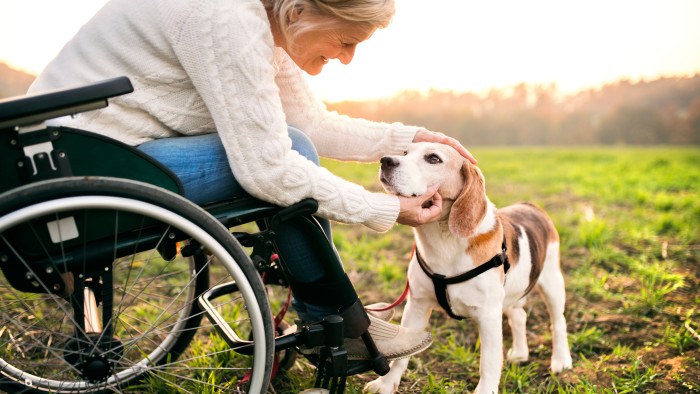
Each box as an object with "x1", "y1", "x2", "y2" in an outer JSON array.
[
  {"x1": 425, "y1": 153, "x2": 442, "y2": 164},
  {"x1": 403, "y1": 151, "x2": 408, "y2": 156}
]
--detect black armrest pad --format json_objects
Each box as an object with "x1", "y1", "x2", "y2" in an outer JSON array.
[{"x1": 0, "y1": 76, "x2": 133, "y2": 128}]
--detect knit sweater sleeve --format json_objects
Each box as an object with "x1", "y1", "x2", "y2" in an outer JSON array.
[
  {"x1": 275, "y1": 52, "x2": 420, "y2": 162},
  {"x1": 172, "y1": 0, "x2": 400, "y2": 232}
]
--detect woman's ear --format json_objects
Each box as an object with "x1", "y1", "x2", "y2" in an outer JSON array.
[
  {"x1": 289, "y1": 4, "x2": 303, "y2": 24},
  {"x1": 448, "y1": 162, "x2": 488, "y2": 237}
]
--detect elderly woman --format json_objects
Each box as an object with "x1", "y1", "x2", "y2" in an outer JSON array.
[{"x1": 29, "y1": 0, "x2": 475, "y2": 360}]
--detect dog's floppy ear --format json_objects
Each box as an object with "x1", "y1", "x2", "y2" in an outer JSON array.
[{"x1": 448, "y1": 161, "x2": 488, "y2": 237}]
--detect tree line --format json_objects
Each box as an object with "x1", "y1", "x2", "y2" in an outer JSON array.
[
  {"x1": 2, "y1": 62, "x2": 698, "y2": 145},
  {"x1": 327, "y1": 75, "x2": 700, "y2": 146}
]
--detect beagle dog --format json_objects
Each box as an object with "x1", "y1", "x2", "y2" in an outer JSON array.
[{"x1": 365, "y1": 142, "x2": 572, "y2": 394}]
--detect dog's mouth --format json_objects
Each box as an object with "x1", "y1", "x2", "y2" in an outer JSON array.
[
  {"x1": 380, "y1": 173, "x2": 403, "y2": 195},
  {"x1": 380, "y1": 171, "x2": 437, "y2": 201},
  {"x1": 380, "y1": 173, "x2": 390, "y2": 186}
]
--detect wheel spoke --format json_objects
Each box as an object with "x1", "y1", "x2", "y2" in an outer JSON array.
[{"x1": 0, "y1": 179, "x2": 272, "y2": 393}]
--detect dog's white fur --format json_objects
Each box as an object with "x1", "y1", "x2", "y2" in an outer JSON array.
[{"x1": 366, "y1": 142, "x2": 572, "y2": 394}]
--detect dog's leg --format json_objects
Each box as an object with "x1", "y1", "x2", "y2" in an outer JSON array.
[
  {"x1": 473, "y1": 307, "x2": 504, "y2": 394},
  {"x1": 504, "y1": 297, "x2": 529, "y2": 363},
  {"x1": 364, "y1": 297, "x2": 432, "y2": 394},
  {"x1": 536, "y1": 242, "x2": 573, "y2": 373}
]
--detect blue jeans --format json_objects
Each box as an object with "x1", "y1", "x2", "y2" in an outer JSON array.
[{"x1": 138, "y1": 127, "x2": 338, "y2": 320}]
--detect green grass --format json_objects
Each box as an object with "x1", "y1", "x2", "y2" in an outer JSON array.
[
  {"x1": 29, "y1": 146, "x2": 691, "y2": 393},
  {"x1": 265, "y1": 146, "x2": 699, "y2": 393}
]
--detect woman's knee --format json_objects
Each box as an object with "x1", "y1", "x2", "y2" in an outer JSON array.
[{"x1": 288, "y1": 126, "x2": 319, "y2": 166}]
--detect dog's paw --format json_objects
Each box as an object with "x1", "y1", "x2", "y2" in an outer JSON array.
[
  {"x1": 364, "y1": 378, "x2": 398, "y2": 394},
  {"x1": 506, "y1": 347, "x2": 529, "y2": 363},
  {"x1": 474, "y1": 382, "x2": 499, "y2": 394},
  {"x1": 550, "y1": 353, "x2": 573, "y2": 373}
]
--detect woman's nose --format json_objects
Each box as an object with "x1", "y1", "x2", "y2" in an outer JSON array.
[{"x1": 338, "y1": 46, "x2": 356, "y2": 65}]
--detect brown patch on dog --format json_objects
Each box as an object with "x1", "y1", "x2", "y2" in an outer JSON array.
[
  {"x1": 449, "y1": 162, "x2": 488, "y2": 237},
  {"x1": 498, "y1": 202, "x2": 558, "y2": 295},
  {"x1": 466, "y1": 226, "x2": 502, "y2": 267},
  {"x1": 499, "y1": 215, "x2": 521, "y2": 267}
]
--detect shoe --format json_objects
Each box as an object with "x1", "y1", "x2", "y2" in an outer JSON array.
[
  {"x1": 365, "y1": 302, "x2": 395, "y2": 322},
  {"x1": 343, "y1": 314, "x2": 431, "y2": 360}
]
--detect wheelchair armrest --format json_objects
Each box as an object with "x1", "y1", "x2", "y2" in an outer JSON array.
[
  {"x1": 204, "y1": 197, "x2": 319, "y2": 229},
  {"x1": 0, "y1": 76, "x2": 133, "y2": 129},
  {"x1": 204, "y1": 198, "x2": 282, "y2": 228}
]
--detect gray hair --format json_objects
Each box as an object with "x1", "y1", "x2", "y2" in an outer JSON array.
[{"x1": 264, "y1": 0, "x2": 395, "y2": 47}]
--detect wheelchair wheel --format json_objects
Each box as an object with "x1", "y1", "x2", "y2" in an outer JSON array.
[{"x1": 0, "y1": 177, "x2": 274, "y2": 393}]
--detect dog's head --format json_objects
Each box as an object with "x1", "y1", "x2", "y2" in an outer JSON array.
[{"x1": 380, "y1": 142, "x2": 488, "y2": 237}]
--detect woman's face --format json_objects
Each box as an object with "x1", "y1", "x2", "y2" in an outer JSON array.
[{"x1": 286, "y1": 23, "x2": 376, "y2": 75}]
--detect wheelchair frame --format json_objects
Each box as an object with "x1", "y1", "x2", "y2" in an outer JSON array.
[{"x1": 0, "y1": 77, "x2": 389, "y2": 393}]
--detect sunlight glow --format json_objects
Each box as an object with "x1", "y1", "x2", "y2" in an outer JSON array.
[
  {"x1": 1, "y1": 0, "x2": 699, "y2": 102},
  {"x1": 309, "y1": 0, "x2": 700, "y2": 101}
]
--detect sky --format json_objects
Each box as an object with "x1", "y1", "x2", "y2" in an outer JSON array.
[{"x1": 1, "y1": 0, "x2": 699, "y2": 102}]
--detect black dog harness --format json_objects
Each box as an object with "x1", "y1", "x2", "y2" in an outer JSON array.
[{"x1": 415, "y1": 239, "x2": 510, "y2": 320}]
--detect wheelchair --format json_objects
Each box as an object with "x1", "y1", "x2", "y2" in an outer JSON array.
[{"x1": 0, "y1": 77, "x2": 390, "y2": 393}]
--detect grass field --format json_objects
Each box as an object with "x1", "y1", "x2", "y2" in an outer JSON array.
[{"x1": 271, "y1": 146, "x2": 700, "y2": 393}]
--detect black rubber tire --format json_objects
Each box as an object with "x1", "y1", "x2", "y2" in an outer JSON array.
[{"x1": 0, "y1": 177, "x2": 274, "y2": 393}]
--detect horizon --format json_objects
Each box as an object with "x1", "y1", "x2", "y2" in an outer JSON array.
[
  {"x1": 1, "y1": 0, "x2": 699, "y2": 102},
  {"x1": 3, "y1": 59, "x2": 696, "y2": 103}
]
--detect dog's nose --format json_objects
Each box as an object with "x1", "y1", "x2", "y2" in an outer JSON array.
[{"x1": 380, "y1": 156, "x2": 399, "y2": 169}]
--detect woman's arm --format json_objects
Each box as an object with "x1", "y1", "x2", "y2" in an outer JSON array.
[
  {"x1": 274, "y1": 51, "x2": 419, "y2": 162},
  {"x1": 275, "y1": 51, "x2": 477, "y2": 164},
  {"x1": 172, "y1": 0, "x2": 401, "y2": 231}
]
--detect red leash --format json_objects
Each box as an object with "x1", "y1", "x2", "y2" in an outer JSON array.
[
  {"x1": 365, "y1": 244, "x2": 415, "y2": 312},
  {"x1": 365, "y1": 279, "x2": 410, "y2": 312}
]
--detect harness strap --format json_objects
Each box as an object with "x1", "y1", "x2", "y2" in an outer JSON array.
[{"x1": 415, "y1": 238, "x2": 510, "y2": 320}]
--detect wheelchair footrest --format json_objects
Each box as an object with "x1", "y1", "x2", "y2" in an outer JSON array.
[
  {"x1": 198, "y1": 281, "x2": 254, "y2": 351},
  {"x1": 199, "y1": 283, "x2": 385, "y2": 393},
  {"x1": 198, "y1": 281, "x2": 343, "y2": 355}
]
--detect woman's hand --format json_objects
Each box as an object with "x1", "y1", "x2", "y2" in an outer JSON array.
[
  {"x1": 413, "y1": 129, "x2": 477, "y2": 164},
  {"x1": 396, "y1": 185, "x2": 443, "y2": 227}
]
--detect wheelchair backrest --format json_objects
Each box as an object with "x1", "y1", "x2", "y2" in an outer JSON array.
[
  {"x1": 0, "y1": 76, "x2": 183, "y2": 195},
  {"x1": 0, "y1": 126, "x2": 183, "y2": 195}
]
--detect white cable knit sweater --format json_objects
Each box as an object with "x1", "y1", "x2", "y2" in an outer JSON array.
[{"x1": 29, "y1": 0, "x2": 421, "y2": 232}]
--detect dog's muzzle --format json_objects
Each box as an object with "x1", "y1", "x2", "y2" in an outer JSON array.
[
  {"x1": 379, "y1": 156, "x2": 399, "y2": 187},
  {"x1": 380, "y1": 156, "x2": 399, "y2": 171}
]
